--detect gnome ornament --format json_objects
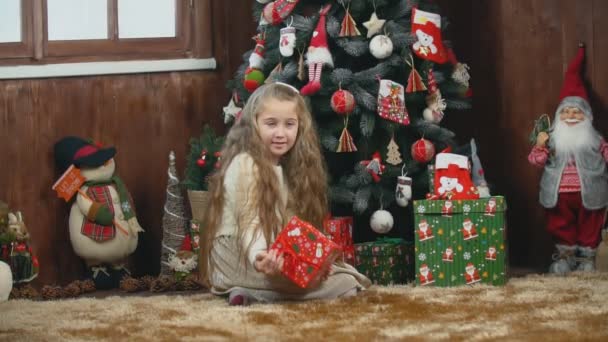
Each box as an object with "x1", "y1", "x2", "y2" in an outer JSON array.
[
  {"x1": 423, "y1": 69, "x2": 447, "y2": 124},
  {"x1": 301, "y1": 5, "x2": 333, "y2": 96},
  {"x1": 244, "y1": 33, "x2": 266, "y2": 92},
  {"x1": 168, "y1": 235, "x2": 198, "y2": 282},
  {"x1": 54, "y1": 137, "x2": 145, "y2": 289},
  {"x1": 411, "y1": 8, "x2": 448, "y2": 63},
  {"x1": 279, "y1": 26, "x2": 297, "y2": 57},
  {"x1": 361, "y1": 152, "x2": 386, "y2": 182}
]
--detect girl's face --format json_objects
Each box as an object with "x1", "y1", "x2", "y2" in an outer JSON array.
[{"x1": 256, "y1": 98, "x2": 299, "y2": 164}]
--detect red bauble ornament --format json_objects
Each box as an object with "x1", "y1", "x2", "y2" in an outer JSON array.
[
  {"x1": 196, "y1": 158, "x2": 206, "y2": 167},
  {"x1": 411, "y1": 138, "x2": 436, "y2": 163},
  {"x1": 330, "y1": 89, "x2": 356, "y2": 115}
]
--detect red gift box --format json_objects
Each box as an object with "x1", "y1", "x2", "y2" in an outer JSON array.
[
  {"x1": 271, "y1": 216, "x2": 342, "y2": 288},
  {"x1": 323, "y1": 216, "x2": 355, "y2": 265}
]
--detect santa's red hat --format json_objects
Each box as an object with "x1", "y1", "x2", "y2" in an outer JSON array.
[
  {"x1": 556, "y1": 44, "x2": 592, "y2": 119},
  {"x1": 309, "y1": 5, "x2": 331, "y2": 49}
]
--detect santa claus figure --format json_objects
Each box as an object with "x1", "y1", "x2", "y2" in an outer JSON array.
[
  {"x1": 418, "y1": 264, "x2": 435, "y2": 286},
  {"x1": 417, "y1": 219, "x2": 434, "y2": 241},
  {"x1": 464, "y1": 263, "x2": 481, "y2": 285},
  {"x1": 442, "y1": 200, "x2": 453, "y2": 217},
  {"x1": 484, "y1": 197, "x2": 497, "y2": 216},
  {"x1": 461, "y1": 218, "x2": 478, "y2": 240},
  {"x1": 528, "y1": 44, "x2": 608, "y2": 274},
  {"x1": 442, "y1": 247, "x2": 454, "y2": 262},
  {"x1": 485, "y1": 246, "x2": 497, "y2": 261}
]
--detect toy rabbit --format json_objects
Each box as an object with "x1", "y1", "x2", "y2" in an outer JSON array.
[
  {"x1": 54, "y1": 136, "x2": 144, "y2": 289},
  {"x1": 7, "y1": 212, "x2": 30, "y2": 242}
]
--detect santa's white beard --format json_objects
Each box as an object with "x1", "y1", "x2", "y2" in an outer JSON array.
[{"x1": 551, "y1": 118, "x2": 600, "y2": 160}]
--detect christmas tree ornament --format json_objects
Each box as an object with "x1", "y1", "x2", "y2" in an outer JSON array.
[
  {"x1": 279, "y1": 25, "x2": 297, "y2": 57},
  {"x1": 244, "y1": 33, "x2": 266, "y2": 92},
  {"x1": 160, "y1": 151, "x2": 189, "y2": 276},
  {"x1": 362, "y1": 11, "x2": 386, "y2": 38},
  {"x1": 301, "y1": 4, "x2": 333, "y2": 96},
  {"x1": 197, "y1": 150, "x2": 207, "y2": 168},
  {"x1": 330, "y1": 88, "x2": 356, "y2": 114},
  {"x1": 405, "y1": 55, "x2": 427, "y2": 93},
  {"x1": 262, "y1": 0, "x2": 300, "y2": 26},
  {"x1": 223, "y1": 92, "x2": 242, "y2": 124},
  {"x1": 360, "y1": 151, "x2": 386, "y2": 182},
  {"x1": 411, "y1": 8, "x2": 448, "y2": 63},
  {"x1": 395, "y1": 175, "x2": 412, "y2": 207},
  {"x1": 411, "y1": 138, "x2": 435, "y2": 163},
  {"x1": 339, "y1": 5, "x2": 361, "y2": 37},
  {"x1": 470, "y1": 138, "x2": 490, "y2": 198},
  {"x1": 377, "y1": 79, "x2": 409, "y2": 125},
  {"x1": 447, "y1": 48, "x2": 471, "y2": 89},
  {"x1": 386, "y1": 136, "x2": 403, "y2": 165},
  {"x1": 370, "y1": 209, "x2": 393, "y2": 234},
  {"x1": 369, "y1": 34, "x2": 393, "y2": 59},
  {"x1": 265, "y1": 62, "x2": 283, "y2": 84},
  {"x1": 214, "y1": 151, "x2": 222, "y2": 169},
  {"x1": 256, "y1": 0, "x2": 272, "y2": 3},
  {"x1": 297, "y1": 49, "x2": 306, "y2": 81},
  {"x1": 433, "y1": 153, "x2": 479, "y2": 200},
  {"x1": 337, "y1": 118, "x2": 357, "y2": 152},
  {"x1": 422, "y1": 69, "x2": 447, "y2": 124}
]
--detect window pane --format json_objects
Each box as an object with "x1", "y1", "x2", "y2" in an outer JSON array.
[
  {"x1": 118, "y1": 0, "x2": 176, "y2": 39},
  {"x1": 47, "y1": 0, "x2": 108, "y2": 40},
  {"x1": 0, "y1": 0, "x2": 22, "y2": 43}
]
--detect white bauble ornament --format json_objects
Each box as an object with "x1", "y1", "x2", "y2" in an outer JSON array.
[
  {"x1": 369, "y1": 35, "x2": 393, "y2": 59},
  {"x1": 256, "y1": 0, "x2": 272, "y2": 3},
  {"x1": 0, "y1": 261, "x2": 12, "y2": 301},
  {"x1": 370, "y1": 209, "x2": 394, "y2": 234}
]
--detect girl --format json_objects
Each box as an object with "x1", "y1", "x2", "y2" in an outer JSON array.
[{"x1": 201, "y1": 82, "x2": 370, "y2": 305}]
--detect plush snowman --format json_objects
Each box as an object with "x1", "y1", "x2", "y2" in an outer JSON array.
[
  {"x1": 54, "y1": 136, "x2": 144, "y2": 289},
  {"x1": 0, "y1": 260, "x2": 12, "y2": 301}
]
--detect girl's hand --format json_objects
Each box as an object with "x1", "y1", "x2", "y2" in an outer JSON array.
[{"x1": 254, "y1": 249, "x2": 284, "y2": 277}]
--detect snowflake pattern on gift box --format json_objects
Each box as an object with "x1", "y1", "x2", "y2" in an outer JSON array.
[
  {"x1": 417, "y1": 205, "x2": 426, "y2": 213},
  {"x1": 463, "y1": 204, "x2": 471, "y2": 214},
  {"x1": 464, "y1": 252, "x2": 471, "y2": 260},
  {"x1": 418, "y1": 253, "x2": 427, "y2": 261}
]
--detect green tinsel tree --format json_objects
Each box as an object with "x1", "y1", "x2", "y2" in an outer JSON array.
[{"x1": 224, "y1": 0, "x2": 471, "y2": 242}]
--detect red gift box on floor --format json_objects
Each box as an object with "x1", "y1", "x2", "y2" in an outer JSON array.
[
  {"x1": 323, "y1": 216, "x2": 355, "y2": 265},
  {"x1": 272, "y1": 216, "x2": 342, "y2": 288}
]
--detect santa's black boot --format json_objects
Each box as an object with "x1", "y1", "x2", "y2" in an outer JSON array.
[
  {"x1": 549, "y1": 244, "x2": 576, "y2": 275},
  {"x1": 576, "y1": 246, "x2": 596, "y2": 272}
]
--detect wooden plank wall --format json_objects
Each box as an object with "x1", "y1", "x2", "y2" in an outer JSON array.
[
  {"x1": 0, "y1": 0, "x2": 255, "y2": 285},
  {"x1": 441, "y1": 0, "x2": 608, "y2": 271}
]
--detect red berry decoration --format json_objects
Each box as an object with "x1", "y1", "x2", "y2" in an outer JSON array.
[
  {"x1": 330, "y1": 89, "x2": 356, "y2": 115},
  {"x1": 411, "y1": 138, "x2": 436, "y2": 163}
]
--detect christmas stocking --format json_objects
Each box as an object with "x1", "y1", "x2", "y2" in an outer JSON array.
[
  {"x1": 395, "y1": 176, "x2": 412, "y2": 207},
  {"x1": 301, "y1": 5, "x2": 333, "y2": 96},
  {"x1": 279, "y1": 26, "x2": 296, "y2": 57},
  {"x1": 411, "y1": 8, "x2": 448, "y2": 64},
  {"x1": 262, "y1": 0, "x2": 300, "y2": 26},
  {"x1": 433, "y1": 153, "x2": 479, "y2": 200}
]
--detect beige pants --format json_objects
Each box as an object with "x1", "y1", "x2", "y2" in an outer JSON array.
[{"x1": 209, "y1": 235, "x2": 371, "y2": 302}]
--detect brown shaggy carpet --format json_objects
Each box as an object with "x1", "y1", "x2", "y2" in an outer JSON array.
[{"x1": 2, "y1": 272, "x2": 608, "y2": 341}]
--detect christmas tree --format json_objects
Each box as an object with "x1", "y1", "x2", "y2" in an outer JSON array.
[{"x1": 223, "y1": 0, "x2": 471, "y2": 241}]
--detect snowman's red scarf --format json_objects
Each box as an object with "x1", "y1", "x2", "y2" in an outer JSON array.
[{"x1": 81, "y1": 185, "x2": 116, "y2": 242}]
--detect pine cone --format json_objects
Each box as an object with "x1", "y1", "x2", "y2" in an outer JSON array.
[
  {"x1": 9, "y1": 286, "x2": 20, "y2": 300},
  {"x1": 178, "y1": 276, "x2": 203, "y2": 291},
  {"x1": 119, "y1": 276, "x2": 142, "y2": 292},
  {"x1": 41, "y1": 285, "x2": 65, "y2": 300},
  {"x1": 79, "y1": 279, "x2": 96, "y2": 293},
  {"x1": 63, "y1": 282, "x2": 82, "y2": 297},
  {"x1": 150, "y1": 276, "x2": 175, "y2": 292},
  {"x1": 139, "y1": 275, "x2": 156, "y2": 290},
  {"x1": 18, "y1": 284, "x2": 40, "y2": 299}
]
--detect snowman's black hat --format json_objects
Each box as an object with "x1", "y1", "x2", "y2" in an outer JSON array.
[{"x1": 54, "y1": 136, "x2": 116, "y2": 173}]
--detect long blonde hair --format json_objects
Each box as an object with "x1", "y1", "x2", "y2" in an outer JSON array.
[{"x1": 200, "y1": 83, "x2": 328, "y2": 285}]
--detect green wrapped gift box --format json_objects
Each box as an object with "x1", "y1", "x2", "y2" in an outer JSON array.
[
  {"x1": 413, "y1": 196, "x2": 507, "y2": 287},
  {"x1": 354, "y1": 238, "x2": 414, "y2": 285}
]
